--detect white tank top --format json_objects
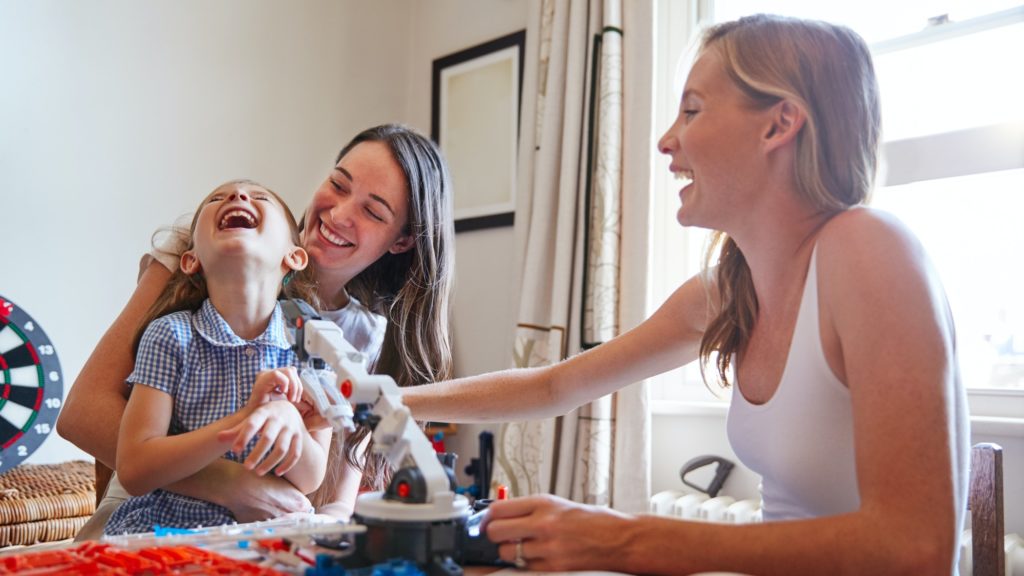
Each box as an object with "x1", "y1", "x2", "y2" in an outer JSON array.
[{"x1": 727, "y1": 246, "x2": 861, "y2": 520}]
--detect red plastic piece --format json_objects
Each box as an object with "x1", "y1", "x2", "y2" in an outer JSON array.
[
  {"x1": 397, "y1": 481, "x2": 411, "y2": 499},
  {"x1": 0, "y1": 541, "x2": 290, "y2": 575},
  {"x1": 256, "y1": 538, "x2": 291, "y2": 552}
]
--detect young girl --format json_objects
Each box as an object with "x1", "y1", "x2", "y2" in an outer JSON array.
[
  {"x1": 104, "y1": 180, "x2": 331, "y2": 534},
  {"x1": 60, "y1": 124, "x2": 455, "y2": 536}
]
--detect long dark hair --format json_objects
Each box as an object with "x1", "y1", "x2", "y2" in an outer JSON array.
[{"x1": 315, "y1": 124, "x2": 455, "y2": 497}]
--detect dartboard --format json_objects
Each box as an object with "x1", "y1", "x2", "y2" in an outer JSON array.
[{"x1": 0, "y1": 295, "x2": 63, "y2": 475}]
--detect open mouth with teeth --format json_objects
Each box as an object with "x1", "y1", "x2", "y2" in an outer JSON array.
[
  {"x1": 675, "y1": 170, "x2": 694, "y2": 186},
  {"x1": 219, "y1": 209, "x2": 259, "y2": 230},
  {"x1": 319, "y1": 222, "x2": 354, "y2": 248}
]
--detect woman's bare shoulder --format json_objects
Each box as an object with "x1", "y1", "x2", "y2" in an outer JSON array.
[
  {"x1": 816, "y1": 206, "x2": 927, "y2": 270},
  {"x1": 815, "y1": 206, "x2": 942, "y2": 320}
]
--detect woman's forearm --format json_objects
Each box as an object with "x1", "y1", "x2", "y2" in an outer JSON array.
[
  {"x1": 58, "y1": 383, "x2": 126, "y2": 468},
  {"x1": 404, "y1": 286, "x2": 706, "y2": 425},
  {"x1": 163, "y1": 459, "x2": 312, "y2": 522},
  {"x1": 616, "y1": 510, "x2": 950, "y2": 575},
  {"x1": 403, "y1": 366, "x2": 565, "y2": 423},
  {"x1": 164, "y1": 459, "x2": 246, "y2": 503},
  {"x1": 486, "y1": 496, "x2": 951, "y2": 575},
  {"x1": 57, "y1": 262, "x2": 171, "y2": 467}
]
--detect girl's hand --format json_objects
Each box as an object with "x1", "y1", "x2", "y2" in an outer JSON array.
[
  {"x1": 296, "y1": 386, "x2": 334, "y2": 431},
  {"x1": 248, "y1": 367, "x2": 303, "y2": 408},
  {"x1": 218, "y1": 400, "x2": 306, "y2": 476}
]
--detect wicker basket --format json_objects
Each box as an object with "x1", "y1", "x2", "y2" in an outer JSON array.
[{"x1": 0, "y1": 461, "x2": 95, "y2": 547}]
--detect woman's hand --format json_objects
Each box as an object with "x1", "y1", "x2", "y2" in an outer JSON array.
[
  {"x1": 218, "y1": 400, "x2": 306, "y2": 476},
  {"x1": 206, "y1": 460, "x2": 313, "y2": 522},
  {"x1": 248, "y1": 367, "x2": 303, "y2": 408},
  {"x1": 483, "y1": 494, "x2": 633, "y2": 573}
]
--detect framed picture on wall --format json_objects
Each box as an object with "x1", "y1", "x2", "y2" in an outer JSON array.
[{"x1": 431, "y1": 30, "x2": 525, "y2": 233}]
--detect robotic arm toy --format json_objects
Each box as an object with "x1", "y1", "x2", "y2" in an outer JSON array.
[
  {"x1": 281, "y1": 299, "x2": 494, "y2": 576},
  {"x1": 282, "y1": 299, "x2": 456, "y2": 509}
]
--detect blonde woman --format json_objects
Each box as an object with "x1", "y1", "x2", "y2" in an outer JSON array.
[{"x1": 405, "y1": 15, "x2": 968, "y2": 575}]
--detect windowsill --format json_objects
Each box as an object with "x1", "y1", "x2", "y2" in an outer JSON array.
[
  {"x1": 966, "y1": 388, "x2": 1024, "y2": 437},
  {"x1": 651, "y1": 389, "x2": 1024, "y2": 438},
  {"x1": 651, "y1": 399, "x2": 728, "y2": 417}
]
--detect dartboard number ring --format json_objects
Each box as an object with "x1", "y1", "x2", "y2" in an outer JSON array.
[{"x1": 0, "y1": 296, "x2": 64, "y2": 475}]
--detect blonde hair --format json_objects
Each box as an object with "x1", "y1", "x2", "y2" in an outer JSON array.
[{"x1": 697, "y1": 14, "x2": 881, "y2": 387}]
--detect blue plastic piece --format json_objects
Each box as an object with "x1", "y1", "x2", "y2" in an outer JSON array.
[
  {"x1": 153, "y1": 525, "x2": 205, "y2": 537},
  {"x1": 306, "y1": 556, "x2": 426, "y2": 576}
]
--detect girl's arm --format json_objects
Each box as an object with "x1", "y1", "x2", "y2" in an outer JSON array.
[
  {"x1": 57, "y1": 259, "x2": 311, "y2": 518},
  {"x1": 404, "y1": 272, "x2": 710, "y2": 423},
  {"x1": 313, "y1": 434, "x2": 371, "y2": 521},
  {"x1": 220, "y1": 400, "x2": 331, "y2": 496},
  {"x1": 116, "y1": 384, "x2": 252, "y2": 496},
  {"x1": 218, "y1": 369, "x2": 330, "y2": 495},
  {"x1": 282, "y1": 426, "x2": 331, "y2": 496},
  {"x1": 294, "y1": 395, "x2": 369, "y2": 520}
]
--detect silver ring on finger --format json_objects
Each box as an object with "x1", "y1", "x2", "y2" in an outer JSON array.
[{"x1": 514, "y1": 539, "x2": 527, "y2": 570}]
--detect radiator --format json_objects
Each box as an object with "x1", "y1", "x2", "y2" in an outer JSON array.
[
  {"x1": 649, "y1": 489, "x2": 761, "y2": 524},
  {"x1": 650, "y1": 491, "x2": 1024, "y2": 575}
]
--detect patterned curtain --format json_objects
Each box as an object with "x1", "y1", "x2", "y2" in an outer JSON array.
[{"x1": 494, "y1": 0, "x2": 653, "y2": 513}]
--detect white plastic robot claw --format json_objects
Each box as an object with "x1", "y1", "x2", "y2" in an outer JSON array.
[{"x1": 280, "y1": 299, "x2": 467, "y2": 518}]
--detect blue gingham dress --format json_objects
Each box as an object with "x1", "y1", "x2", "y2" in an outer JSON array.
[{"x1": 104, "y1": 299, "x2": 296, "y2": 535}]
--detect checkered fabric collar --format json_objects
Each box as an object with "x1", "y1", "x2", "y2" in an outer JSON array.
[{"x1": 193, "y1": 299, "x2": 292, "y2": 350}]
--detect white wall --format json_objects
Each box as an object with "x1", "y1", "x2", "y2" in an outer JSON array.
[
  {"x1": 651, "y1": 411, "x2": 761, "y2": 503},
  {"x1": 1, "y1": 0, "x2": 525, "y2": 491},
  {"x1": 403, "y1": 0, "x2": 526, "y2": 384},
  {"x1": 401, "y1": 0, "x2": 528, "y2": 487},
  {"x1": 1, "y1": 0, "x2": 411, "y2": 465}
]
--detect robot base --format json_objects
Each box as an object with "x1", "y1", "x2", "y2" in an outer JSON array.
[{"x1": 343, "y1": 513, "x2": 467, "y2": 576}]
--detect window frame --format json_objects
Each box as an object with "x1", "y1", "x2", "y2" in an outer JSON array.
[{"x1": 648, "y1": 0, "x2": 1024, "y2": 436}]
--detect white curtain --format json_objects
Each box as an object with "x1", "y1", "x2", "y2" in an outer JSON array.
[{"x1": 494, "y1": 0, "x2": 654, "y2": 514}]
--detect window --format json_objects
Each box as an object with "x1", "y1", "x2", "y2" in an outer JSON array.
[{"x1": 650, "y1": 1, "x2": 1024, "y2": 421}]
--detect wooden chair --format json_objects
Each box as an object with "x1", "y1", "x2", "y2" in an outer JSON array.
[
  {"x1": 969, "y1": 442, "x2": 1004, "y2": 576},
  {"x1": 95, "y1": 461, "x2": 114, "y2": 507}
]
